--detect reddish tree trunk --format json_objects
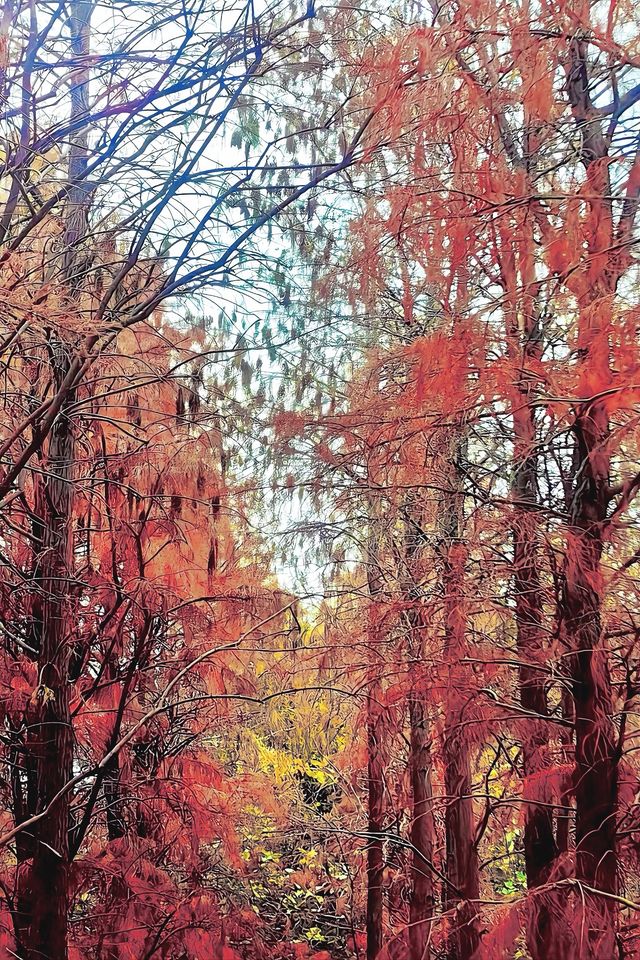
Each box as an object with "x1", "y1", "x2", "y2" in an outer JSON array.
[
  {"x1": 442, "y1": 719, "x2": 479, "y2": 960},
  {"x1": 366, "y1": 686, "x2": 385, "y2": 960},
  {"x1": 402, "y1": 495, "x2": 435, "y2": 960},
  {"x1": 440, "y1": 443, "x2": 480, "y2": 960}
]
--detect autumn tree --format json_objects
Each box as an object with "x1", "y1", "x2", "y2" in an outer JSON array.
[
  {"x1": 294, "y1": 0, "x2": 640, "y2": 956},
  {"x1": 0, "y1": 0, "x2": 374, "y2": 957},
  {"x1": 2, "y1": 0, "x2": 640, "y2": 958},
  {"x1": 336, "y1": 3, "x2": 638, "y2": 957}
]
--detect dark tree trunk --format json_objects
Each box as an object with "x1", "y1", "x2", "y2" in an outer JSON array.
[
  {"x1": 27, "y1": 386, "x2": 75, "y2": 960},
  {"x1": 510, "y1": 388, "x2": 559, "y2": 958},
  {"x1": 366, "y1": 685, "x2": 385, "y2": 960},
  {"x1": 9, "y1": 727, "x2": 37, "y2": 953},
  {"x1": 365, "y1": 551, "x2": 385, "y2": 960},
  {"x1": 513, "y1": 513, "x2": 556, "y2": 880},
  {"x1": 513, "y1": 507, "x2": 562, "y2": 960},
  {"x1": 408, "y1": 694, "x2": 434, "y2": 960},
  {"x1": 26, "y1": 6, "x2": 93, "y2": 955},
  {"x1": 559, "y1": 40, "x2": 623, "y2": 956},
  {"x1": 561, "y1": 406, "x2": 618, "y2": 959}
]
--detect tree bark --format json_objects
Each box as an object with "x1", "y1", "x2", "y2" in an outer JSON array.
[
  {"x1": 558, "y1": 41, "x2": 622, "y2": 956},
  {"x1": 561, "y1": 405, "x2": 618, "y2": 958},
  {"x1": 25, "y1": 7, "x2": 92, "y2": 954},
  {"x1": 442, "y1": 677, "x2": 480, "y2": 960},
  {"x1": 366, "y1": 683, "x2": 385, "y2": 960},
  {"x1": 365, "y1": 549, "x2": 385, "y2": 960},
  {"x1": 402, "y1": 499, "x2": 435, "y2": 960},
  {"x1": 408, "y1": 694, "x2": 434, "y2": 960},
  {"x1": 440, "y1": 437, "x2": 480, "y2": 960},
  {"x1": 9, "y1": 725, "x2": 37, "y2": 953},
  {"x1": 27, "y1": 380, "x2": 75, "y2": 960},
  {"x1": 510, "y1": 350, "x2": 559, "y2": 958}
]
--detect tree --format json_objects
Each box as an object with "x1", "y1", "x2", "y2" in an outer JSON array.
[
  {"x1": 0, "y1": 1, "x2": 371, "y2": 957},
  {"x1": 311, "y1": 0, "x2": 640, "y2": 954},
  {"x1": 2, "y1": 0, "x2": 640, "y2": 957}
]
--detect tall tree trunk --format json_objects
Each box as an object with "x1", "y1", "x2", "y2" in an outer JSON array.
[
  {"x1": 27, "y1": 378, "x2": 75, "y2": 960},
  {"x1": 402, "y1": 497, "x2": 434, "y2": 960},
  {"x1": 512, "y1": 512, "x2": 553, "y2": 887},
  {"x1": 509, "y1": 342, "x2": 559, "y2": 958},
  {"x1": 408, "y1": 693, "x2": 434, "y2": 960},
  {"x1": 442, "y1": 651, "x2": 480, "y2": 960},
  {"x1": 440, "y1": 437, "x2": 480, "y2": 960},
  {"x1": 561, "y1": 402, "x2": 617, "y2": 958},
  {"x1": 26, "y1": 7, "x2": 92, "y2": 956},
  {"x1": 366, "y1": 681, "x2": 385, "y2": 960},
  {"x1": 512, "y1": 509, "x2": 559, "y2": 958},
  {"x1": 366, "y1": 555, "x2": 385, "y2": 960},
  {"x1": 558, "y1": 40, "x2": 624, "y2": 956}
]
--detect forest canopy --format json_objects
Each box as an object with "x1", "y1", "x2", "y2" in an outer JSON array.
[{"x1": 1, "y1": 0, "x2": 640, "y2": 958}]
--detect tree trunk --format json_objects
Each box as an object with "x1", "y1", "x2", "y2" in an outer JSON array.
[
  {"x1": 559, "y1": 41, "x2": 621, "y2": 956},
  {"x1": 408, "y1": 694, "x2": 434, "y2": 960},
  {"x1": 561, "y1": 406, "x2": 618, "y2": 958},
  {"x1": 365, "y1": 548, "x2": 385, "y2": 960},
  {"x1": 27, "y1": 383, "x2": 75, "y2": 960},
  {"x1": 511, "y1": 391, "x2": 559, "y2": 958},
  {"x1": 9, "y1": 725, "x2": 37, "y2": 954},
  {"x1": 440, "y1": 438, "x2": 480, "y2": 960},
  {"x1": 442, "y1": 698, "x2": 480, "y2": 960},
  {"x1": 513, "y1": 513, "x2": 559, "y2": 956},
  {"x1": 402, "y1": 503, "x2": 434, "y2": 960},
  {"x1": 366, "y1": 683, "x2": 385, "y2": 960},
  {"x1": 26, "y1": 5, "x2": 93, "y2": 952},
  {"x1": 512, "y1": 515, "x2": 553, "y2": 887}
]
